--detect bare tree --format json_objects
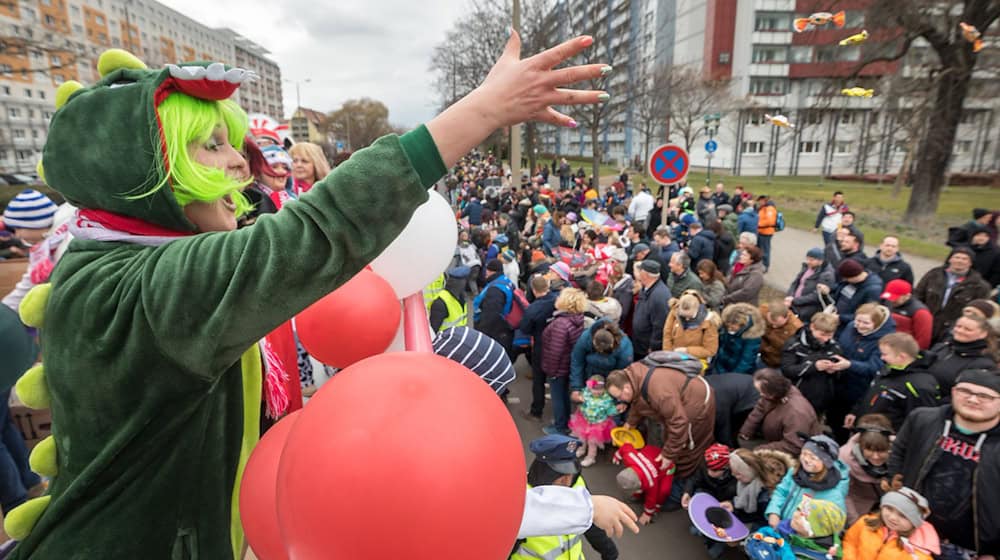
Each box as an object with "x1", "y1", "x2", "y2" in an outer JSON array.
[
  {"x1": 664, "y1": 66, "x2": 733, "y2": 154},
  {"x1": 855, "y1": 0, "x2": 1000, "y2": 223},
  {"x1": 632, "y1": 64, "x2": 672, "y2": 170}
]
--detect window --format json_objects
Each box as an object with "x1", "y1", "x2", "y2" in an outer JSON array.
[
  {"x1": 0, "y1": 64, "x2": 11, "y2": 76},
  {"x1": 799, "y1": 141, "x2": 821, "y2": 153},
  {"x1": 22, "y1": 7, "x2": 35, "y2": 19},
  {"x1": 845, "y1": 11, "x2": 865, "y2": 28},
  {"x1": 839, "y1": 46, "x2": 861, "y2": 62},
  {"x1": 804, "y1": 111, "x2": 822, "y2": 125},
  {"x1": 2, "y1": 86, "x2": 9, "y2": 95},
  {"x1": 53, "y1": 74, "x2": 64, "y2": 84},
  {"x1": 750, "y1": 78, "x2": 788, "y2": 95},
  {"x1": 71, "y1": 5, "x2": 79, "y2": 14},
  {"x1": 41, "y1": 0, "x2": 52, "y2": 5},
  {"x1": 870, "y1": 112, "x2": 879, "y2": 125},
  {"x1": 961, "y1": 112, "x2": 980, "y2": 125},
  {"x1": 31, "y1": 129, "x2": 38, "y2": 138},
  {"x1": 836, "y1": 141, "x2": 853, "y2": 154},
  {"x1": 754, "y1": 12, "x2": 791, "y2": 32},
  {"x1": 95, "y1": 15, "x2": 105, "y2": 25},
  {"x1": 30, "y1": 51, "x2": 42, "y2": 61},
  {"x1": 73, "y1": 24, "x2": 82, "y2": 33},
  {"x1": 16, "y1": 150, "x2": 32, "y2": 161},
  {"x1": 840, "y1": 111, "x2": 859, "y2": 125},
  {"x1": 13, "y1": 129, "x2": 26, "y2": 138},
  {"x1": 0, "y1": 151, "x2": 6, "y2": 160},
  {"x1": 23, "y1": 89, "x2": 31, "y2": 98},
  {"x1": 27, "y1": 109, "x2": 33, "y2": 118},
  {"x1": 752, "y1": 45, "x2": 787, "y2": 64},
  {"x1": 816, "y1": 46, "x2": 838, "y2": 63},
  {"x1": 8, "y1": 107, "x2": 20, "y2": 118},
  {"x1": 742, "y1": 141, "x2": 766, "y2": 154},
  {"x1": 955, "y1": 141, "x2": 973, "y2": 154},
  {"x1": 44, "y1": 15, "x2": 56, "y2": 26},
  {"x1": 790, "y1": 46, "x2": 813, "y2": 63},
  {"x1": 50, "y1": 55, "x2": 61, "y2": 68},
  {"x1": 719, "y1": 52, "x2": 731, "y2": 64}
]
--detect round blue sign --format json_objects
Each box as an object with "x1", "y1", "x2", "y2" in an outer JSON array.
[{"x1": 705, "y1": 140, "x2": 718, "y2": 153}]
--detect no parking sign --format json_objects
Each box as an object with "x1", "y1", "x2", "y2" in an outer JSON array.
[{"x1": 648, "y1": 144, "x2": 690, "y2": 184}]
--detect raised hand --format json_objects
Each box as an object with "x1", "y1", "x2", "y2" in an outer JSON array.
[{"x1": 426, "y1": 31, "x2": 608, "y2": 167}]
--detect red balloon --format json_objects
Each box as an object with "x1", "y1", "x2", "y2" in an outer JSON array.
[
  {"x1": 276, "y1": 353, "x2": 525, "y2": 560},
  {"x1": 297, "y1": 269, "x2": 401, "y2": 368},
  {"x1": 239, "y1": 410, "x2": 301, "y2": 560}
]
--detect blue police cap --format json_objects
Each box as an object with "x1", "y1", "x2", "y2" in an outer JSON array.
[
  {"x1": 495, "y1": 234, "x2": 509, "y2": 246},
  {"x1": 529, "y1": 434, "x2": 582, "y2": 474},
  {"x1": 447, "y1": 266, "x2": 471, "y2": 279}
]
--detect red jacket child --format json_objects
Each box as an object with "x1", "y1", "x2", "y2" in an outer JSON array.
[{"x1": 613, "y1": 443, "x2": 675, "y2": 519}]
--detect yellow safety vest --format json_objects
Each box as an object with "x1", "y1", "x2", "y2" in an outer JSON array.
[
  {"x1": 423, "y1": 273, "x2": 447, "y2": 311},
  {"x1": 434, "y1": 290, "x2": 468, "y2": 332},
  {"x1": 511, "y1": 478, "x2": 586, "y2": 560}
]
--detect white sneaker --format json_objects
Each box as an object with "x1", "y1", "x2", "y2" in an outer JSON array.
[{"x1": 581, "y1": 456, "x2": 596, "y2": 467}]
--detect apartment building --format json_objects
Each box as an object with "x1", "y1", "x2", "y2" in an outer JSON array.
[{"x1": 0, "y1": 0, "x2": 282, "y2": 173}]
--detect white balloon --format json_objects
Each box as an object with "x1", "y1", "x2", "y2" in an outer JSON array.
[{"x1": 370, "y1": 190, "x2": 457, "y2": 298}]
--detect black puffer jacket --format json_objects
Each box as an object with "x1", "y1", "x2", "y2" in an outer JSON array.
[
  {"x1": 786, "y1": 263, "x2": 835, "y2": 322},
  {"x1": 925, "y1": 337, "x2": 997, "y2": 395},
  {"x1": 780, "y1": 326, "x2": 844, "y2": 416},
  {"x1": 914, "y1": 266, "x2": 991, "y2": 343}
]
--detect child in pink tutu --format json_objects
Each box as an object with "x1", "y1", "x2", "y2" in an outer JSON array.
[{"x1": 569, "y1": 375, "x2": 622, "y2": 466}]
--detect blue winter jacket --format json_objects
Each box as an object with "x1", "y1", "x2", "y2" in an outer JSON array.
[
  {"x1": 836, "y1": 314, "x2": 896, "y2": 404},
  {"x1": 687, "y1": 229, "x2": 716, "y2": 266},
  {"x1": 542, "y1": 220, "x2": 561, "y2": 256},
  {"x1": 737, "y1": 208, "x2": 759, "y2": 235},
  {"x1": 569, "y1": 319, "x2": 634, "y2": 390},
  {"x1": 832, "y1": 273, "x2": 884, "y2": 330},
  {"x1": 462, "y1": 200, "x2": 483, "y2": 225},
  {"x1": 765, "y1": 461, "x2": 850, "y2": 520}
]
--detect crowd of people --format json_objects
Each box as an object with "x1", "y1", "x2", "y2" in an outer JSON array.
[{"x1": 429, "y1": 151, "x2": 1000, "y2": 560}]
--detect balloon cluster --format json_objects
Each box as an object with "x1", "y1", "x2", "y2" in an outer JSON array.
[{"x1": 239, "y1": 190, "x2": 526, "y2": 559}]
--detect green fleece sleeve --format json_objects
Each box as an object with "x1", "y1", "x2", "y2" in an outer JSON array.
[{"x1": 141, "y1": 127, "x2": 445, "y2": 377}]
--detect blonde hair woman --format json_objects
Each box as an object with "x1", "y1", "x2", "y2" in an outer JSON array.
[
  {"x1": 661, "y1": 290, "x2": 720, "y2": 362},
  {"x1": 541, "y1": 288, "x2": 588, "y2": 435},
  {"x1": 289, "y1": 141, "x2": 332, "y2": 193}
]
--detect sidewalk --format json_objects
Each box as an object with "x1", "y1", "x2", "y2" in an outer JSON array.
[{"x1": 765, "y1": 227, "x2": 941, "y2": 293}]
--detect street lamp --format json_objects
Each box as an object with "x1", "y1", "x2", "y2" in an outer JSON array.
[
  {"x1": 283, "y1": 78, "x2": 311, "y2": 111},
  {"x1": 703, "y1": 112, "x2": 721, "y2": 186}
]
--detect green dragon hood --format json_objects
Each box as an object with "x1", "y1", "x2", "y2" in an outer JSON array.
[{"x1": 41, "y1": 50, "x2": 255, "y2": 232}]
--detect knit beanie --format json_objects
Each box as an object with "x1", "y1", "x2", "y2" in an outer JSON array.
[
  {"x1": 3, "y1": 189, "x2": 57, "y2": 229},
  {"x1": 705, "y1": 443, "x2": 730, "y2": 470},
  {"x1": 965, "y1": 299, "x2": 997, "y2": 320},
  {"x1": 261, "y1": 145, "x2": 292, "y2": 169},
  {"x1": 728, "y1": 450, "x2": 754, "y2": 481},
  {"x1": 485, "y1": 259, "x2": 503, "y2": 273},
  {"x1": 802, "y1": 434, "x2": 839, "y2": 468},
  {"x1": 549, "y1": 261, "x2": 572, "y2": 283},
  {"x1": 880, "y1": 487, "x2": 929, "y2": 528},
  {"x1": 533, "y1": 204, "x2": 548, "y2": 216},
  {"x1": 837, "y1": 258, "x2": 864, "y2": 279},
  {"x1": 973, "y1": 208, "x2": 990, "y2": 220}
]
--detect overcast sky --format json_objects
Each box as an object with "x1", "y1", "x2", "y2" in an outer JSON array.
[{"x1": 158, "y1": 0, "x2": 469, "y2": 126}]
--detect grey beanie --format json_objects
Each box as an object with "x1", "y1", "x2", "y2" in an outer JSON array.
[{"x1": 880, "y1": 487, "x2": 929, "y2": 528}]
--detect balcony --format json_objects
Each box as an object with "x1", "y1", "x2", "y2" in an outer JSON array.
[
  {"x1": 751, "y1": 31, "x2": 793, "y2": 45},
  {"x1": 754, "y1": 0, "x2": 795, "y2": 10}
]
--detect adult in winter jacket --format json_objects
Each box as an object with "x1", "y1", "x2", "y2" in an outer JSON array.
[
  {"x1": 707, "y1": 220, "x2": 735, "y2": 276},
  {"x1": 606, "y1": 262, "x2": 634, "y2": 328},
  {"x1": 696, "y1": 187, "x2": 717, "y2": 224},
  {"x1": 712, "y1": 303, "x2": 765, "y2": 374},
  {"x1": 780, "y1": 312, "x2": 844, "y2": 417},
  {"x1": 666, "y1": 252, "x2": 704, "y2": 297},
  {"x1": 814, "y1": 191, "x2": 847, "y2": 246},
  {"x1": 881, "y1": 279, "x2": 934, "y2": 350},
  {"x1": 542, "y1": 214, "x2": 561, "y2": 257},
  {"x1": 607, "y1": 355, "x2": 716, "y2": 480},
  {"x1": 706, "y1": 373, "x2": 760, "y2": 448},
  {"x1": 737, "y1": 204, "x2": 758, "y2": 235},
  {"x1": 661, "y1": 291, "x2": 720, "y2": 360},
  {"x1": 759, "y1": 301, "x2": 803, "y2": 368},
  {"x1": 838, "y1": 414, "x2": 893, "y2": 525},
  {"x1": 889, "y1": 370, "x2": 1000, "y2": 557},
  {"x1": 541, "y1": 288, "x2": 588, "y2": 435},
  {"x1": 827, "y1": 304, "x2": 896, "y2": 441},
  {"x1": 570, "y1": 319, "x2": 633, "y2": 394},
  {"x1": 428, "y1": 266, "x2": 470, "y2": 333},
  {"x1": 865, "y1": 236, "x2": 914, "y2": 286},
  {"x1": 686, "y1": 221, "x2": 715, "y2": 266},
  {"x1": 924, "y1": 310, "x2": 998, "y2": 395},
  {"x1": 473, "y1": 260, "x2": 515, "y2": 354},
  {"x1": 739, "y1": 368, "x2": 821, "y2": 456},
  {"x1": 846, "y1": 333, "x2": 940, "y2": 431},
  {"x1": 631, "y1": 260, "x2": 672, "y2": 359},
  {"x1": 696, "y1": 260, "x2": 727, "y2": 311},
  {"x1": 521, "y1": 275, "x2": 559, "y2": 420},
  {"x1": 835, "y1": 230, "x2": 868, "y2": 280},
  {"x1": 831, "y1": 258, "x2": 884, "y2": 331},
  {"x1": 720, "y1": 204, "x2": 739, "y2": 241},
  {"x1": 583, "y1": 279, "x2": 622, "y2": 328},
  {"x1": 914, "y1": 246, "x2": 991, "y2": 343},
  {"x1": 755, "y1": 196, "x2": 778, "y2": 269},
  {"x1": 785, "y1": 248, "x2": 836, "y2": 323},
  {"x1": 723, "y1": 246, "x2": 766, "y2": 306},
  {"x1": 970, "y1": 225, "x2": 1000, "y2": 287},
  {"x1": 461, "y1": 197, "x2": 484, "y2": 225}
]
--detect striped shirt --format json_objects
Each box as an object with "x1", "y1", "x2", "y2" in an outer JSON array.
[{"x1": 432, "y1": 326, "x2": 516, "y2": 394}]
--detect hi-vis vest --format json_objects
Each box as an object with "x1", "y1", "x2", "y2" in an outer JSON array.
[
  {"x1": 423, "y1": 273, "x2": 447, "y2": 310},
  {"x1": 435, "y1": 290, "x2": 468, "y2": 332},
  {"x1": 511, "y1": 478, "x2": 586, "y2": 560}
]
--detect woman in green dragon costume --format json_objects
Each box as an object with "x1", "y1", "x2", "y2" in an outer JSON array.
[{"x1": 4, "y1": 33, "x2": 608, "y2": 559}]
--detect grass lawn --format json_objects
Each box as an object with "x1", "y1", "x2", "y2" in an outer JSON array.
[{"x1": 623, "y1": 169, "x2": 998, "y2": 260}]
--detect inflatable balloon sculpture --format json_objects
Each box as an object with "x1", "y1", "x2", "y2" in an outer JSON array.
[{"x1": 241, "y1": 188, "x2": 526, "y2": 559}]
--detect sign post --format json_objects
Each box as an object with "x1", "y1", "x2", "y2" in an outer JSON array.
[
  {"x1": 648, "y1": 143, "x2": 691, "y2": 187},
  {"x1": 703, "y1": 113, "x2": 721, "y2": 186}
]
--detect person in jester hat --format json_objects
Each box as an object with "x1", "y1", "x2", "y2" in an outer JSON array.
[{"x1": 5, "y1": 35, "x2": 612, "y2": 558}]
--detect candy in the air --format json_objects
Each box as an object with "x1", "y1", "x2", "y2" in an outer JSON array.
[
  {"x1": 960, "y1": 22, "x2": 985, "y2": 53},
  {"x1": 793, "y1": 11, "x2": 846, "y2": 32},
  {"x1": 841, "y1": 87, "x2": 875, "y2": 98},
  {"x1": 839, "y1": 30, "x2": 869, "y2": 46},
  {"x1": 764, "y1": 114, "x2": 795, "y2": 128}
]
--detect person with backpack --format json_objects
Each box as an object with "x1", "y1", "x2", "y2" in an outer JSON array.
[
  {"x1": 474, "y1": 259, "x2": 517, "y2": 356},
  {"x1": 606, "y1": 351, "x2": 716, "y2": 507},
  {"x1": 756, "y1": 195, "x2": 779, "y2": 270}
]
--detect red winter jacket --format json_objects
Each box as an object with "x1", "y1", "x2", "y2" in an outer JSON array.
[
  {"x1": 889, "y1": 297, "x2": 934, "y2": 350},
  {"x1": 541, "y1": 312, "x2": 585, "y2": 377},
  {"x1": 613, "y1": 443, "x2": 675, "y2": 516}
]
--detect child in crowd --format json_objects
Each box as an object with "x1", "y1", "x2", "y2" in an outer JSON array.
[
  {"x1": 568, "y1": 376, "x2": 622, "y2": 466},
  {"x1": 728, "y1": 448, "x2": 796, "y2": 529},
  {"x1": 838, "y1": 414, "x2": 893, "y2": 525},
  {"x1": 612, "y1": 442, "x2": 675, "y2": 525},
  {"x1": 455, "y1": 229, "x2": 482, "y2": 296},
  {"x1": 766, "y1": 435, "x2": 850, "y2": 556},
  {"x1": 682, "y1": 443, "x2": 739, "y2": 559},
  {"x1": 842, "y1": 487, "x2": 940, "y2": 560}
]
